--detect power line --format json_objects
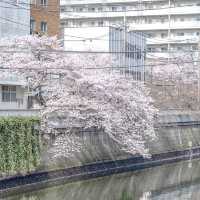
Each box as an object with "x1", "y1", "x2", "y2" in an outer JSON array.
[
  {"x1": 1, "y1": 0, "x2": 60, "y2": 8},
  {"x1": 0, "y1": 4, "x2": 59, "y2": 12},
  {"x1": 62, "y1": 25, "x2": 200, "y2": 43},
  {"x1": 0, "y1": 1, "x2": 59, "y2": 12},
  {"x1": 0, "y1": 60, "x2": 199, "y2": 71},
  {"x1": 83, "y1": 60, "x2": 200, "y2": 70},
  {"x1": 0, "y1": 1, "x2": 197, "y2": 15},
  {"x1": 0, "y1": 49, "x2": 199, "y2": 54},
  {"x1": 63, "y1": 34, "x2": 198, "y2": 44},
  {"x1": 39, "y1": 49, "x2": 200, "y2": 54},
  {"x1": 0, "y1": 16, "x2": 30, "y2": 27}
]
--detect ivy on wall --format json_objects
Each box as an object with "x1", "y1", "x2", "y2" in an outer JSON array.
[{"x1": 0, "y1": 117, "x2": 41, "y2": 174}]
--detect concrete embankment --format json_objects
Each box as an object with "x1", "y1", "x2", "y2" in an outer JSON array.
[{"x1": 41, "y1": 110, "x2": 200, "y2": 169}]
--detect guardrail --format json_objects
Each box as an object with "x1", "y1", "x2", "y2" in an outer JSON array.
[{"x1": 156, "y1": 121, "x2": 200, "y2": 128}]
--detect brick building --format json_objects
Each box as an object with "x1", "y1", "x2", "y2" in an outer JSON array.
[{"x1": 31, "y1": 0, "x2": 60, "y2": 37}]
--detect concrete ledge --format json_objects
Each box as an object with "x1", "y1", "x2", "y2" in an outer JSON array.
[
  {"x1": 1, "y1": 147, "x2": 200, "y2": 198},
  {"x1": 158, "y1": 110, "x2": 200, "y2": 125},
  {"x1": 0, "y1": 109, "x2": 40, "y2": 117}
]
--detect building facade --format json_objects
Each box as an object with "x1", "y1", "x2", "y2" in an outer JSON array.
[
  {"x1": 0, "y1": 0, "x2": 30, "y2": 38},
  {"x1": 60, "y1": 0, "x2": 200, "y2": 58},
  {"x1": 31, "y1": 0, "x2": 60, "y2": 36}
]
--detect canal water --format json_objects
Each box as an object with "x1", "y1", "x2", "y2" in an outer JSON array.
[{"x1": 3, "y1": 158, "x2": 200, "y2": 200}]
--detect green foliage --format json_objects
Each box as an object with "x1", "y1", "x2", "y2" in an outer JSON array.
[
  {"x1": 0, "y1": 117, "x2": 41, "y2": 174},
  {"x1": 120, "y1": 191, "x2": 133, "y2": 200}
]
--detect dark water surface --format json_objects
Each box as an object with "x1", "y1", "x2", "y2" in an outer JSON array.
[{"x1": 3, "y1": 158, "x2": 200, "y2": 200}]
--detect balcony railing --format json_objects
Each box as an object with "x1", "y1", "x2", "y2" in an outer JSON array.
[
  {"x1": 61, "y1": 6, "x2": 200, "y2": 19},
  {"x1": 61, "y1": 0, "x2": 171, "y2": 6}
]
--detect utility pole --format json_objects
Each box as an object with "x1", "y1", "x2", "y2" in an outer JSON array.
[
  {"x1": 198, "y1": 37, "x2": 200, "y2": 109},
  {"x1": 168, "y1": 0, "x2": 171, "y2": 63},
  {"x1": 123, "y1": 6, "x2": 127, "y2": 76}
]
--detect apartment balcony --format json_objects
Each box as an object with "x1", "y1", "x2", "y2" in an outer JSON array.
[
  {"x1": 147, "y1": 36, "x2": 199, "y2": 45},
  {"x1": 61, "y1": 0, "x2": 167, "y2": 6},
  {"x1": 129, "y1": 21, "x2": 200, "y2": 31},
  {"x1": 61, "y1": 6, "x2": 200, "y2": 19}
]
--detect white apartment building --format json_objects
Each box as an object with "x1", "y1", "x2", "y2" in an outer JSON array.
[{"x1": 60, "y1": 0, "x2": 200, "y2": 59}]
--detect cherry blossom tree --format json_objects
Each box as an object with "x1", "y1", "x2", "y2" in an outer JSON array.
[
  {"x1": 0, "y1": 35, "x2": 157, "y2": 158},
  {"x1": 146, "y1": 54, "x2": 200, "y2": 110}
]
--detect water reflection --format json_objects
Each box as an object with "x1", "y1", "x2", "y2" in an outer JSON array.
[{"x1": 3, "y1": 158, "x2": 200, "y2": 200}]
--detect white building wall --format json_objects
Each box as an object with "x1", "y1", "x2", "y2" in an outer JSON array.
[
  {"x1": 0, "y1": 0, "x2": 30, "y2": 38},
  {"x1": 64, "y1": 27, "x2": 110, "y2": 51}
]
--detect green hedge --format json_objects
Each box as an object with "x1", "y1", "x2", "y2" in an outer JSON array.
[{"x1": 0, "y1": 117, "x2": 41, "y2": 174}]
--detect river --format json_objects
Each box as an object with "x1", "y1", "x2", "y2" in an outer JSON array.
[{"x1": 3, "y1": 158, "x2": 200, "y2": 200}]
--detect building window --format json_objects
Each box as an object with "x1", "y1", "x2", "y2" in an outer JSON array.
[
  {"x1": 98, "y1": 21, "x2": 104, "y2": 26},
  {"x1": 177, "y1": 32, "x2": 184, "y2": 36},
  {"x1": 79, "y1": 21, "x2": 83, "y2": 27},
  {"x1": 161, "y1": 47, "x2": 167, "y2": 52},
  {"x1": 192, "y1": 45, "x2": 198, "y2": 50},
  {"x1": 2, "y1": 86, "x2": 17, "y2": 102},
  {"x1": 98, "y1": 7, "x2": 102, "y2": 12},
  {"x1": 161, "y1": 33, "x2": 167, "y2": 38},
  {"x1": 30, "y1": 17, "x2": 35, "y2": 34},
  {"x1": 41, "y1": 21, "x2": 47, "y2": 32},
  {"x1": 146, "y1": 18, "x2": 152, "y2": 24},
  {"x1": 91, "y1": 21, "x2": 95, "y2": 26},
  {"x1": 177, "y1": 46, "x2": 183, "y2": 51},
  {"x1": 122, "y1": 6, "x2": 126, "y2": 11},
  {"x1": 41, "y1": 0, "x2": 47, "y2": 6},
  {"x1": 31, "y1": 0, "x2": 37, "y2": 5},
  {"x1": 148, "y1": 47, "x2": 156, "y2": 52},
  {"x1": 148, "y1": 33, "x2": 155, "y2": 38},
  {"x1": 88, "y1": 7, "x2": 95, "y2": 12},
  {"x1": 111, "y1": 6, "x2": 117, "y2": 11}
]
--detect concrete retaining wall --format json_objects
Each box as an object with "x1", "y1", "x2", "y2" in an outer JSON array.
[{"x1": 41, "y1": 111, "x2": 200, "y2": 169}]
